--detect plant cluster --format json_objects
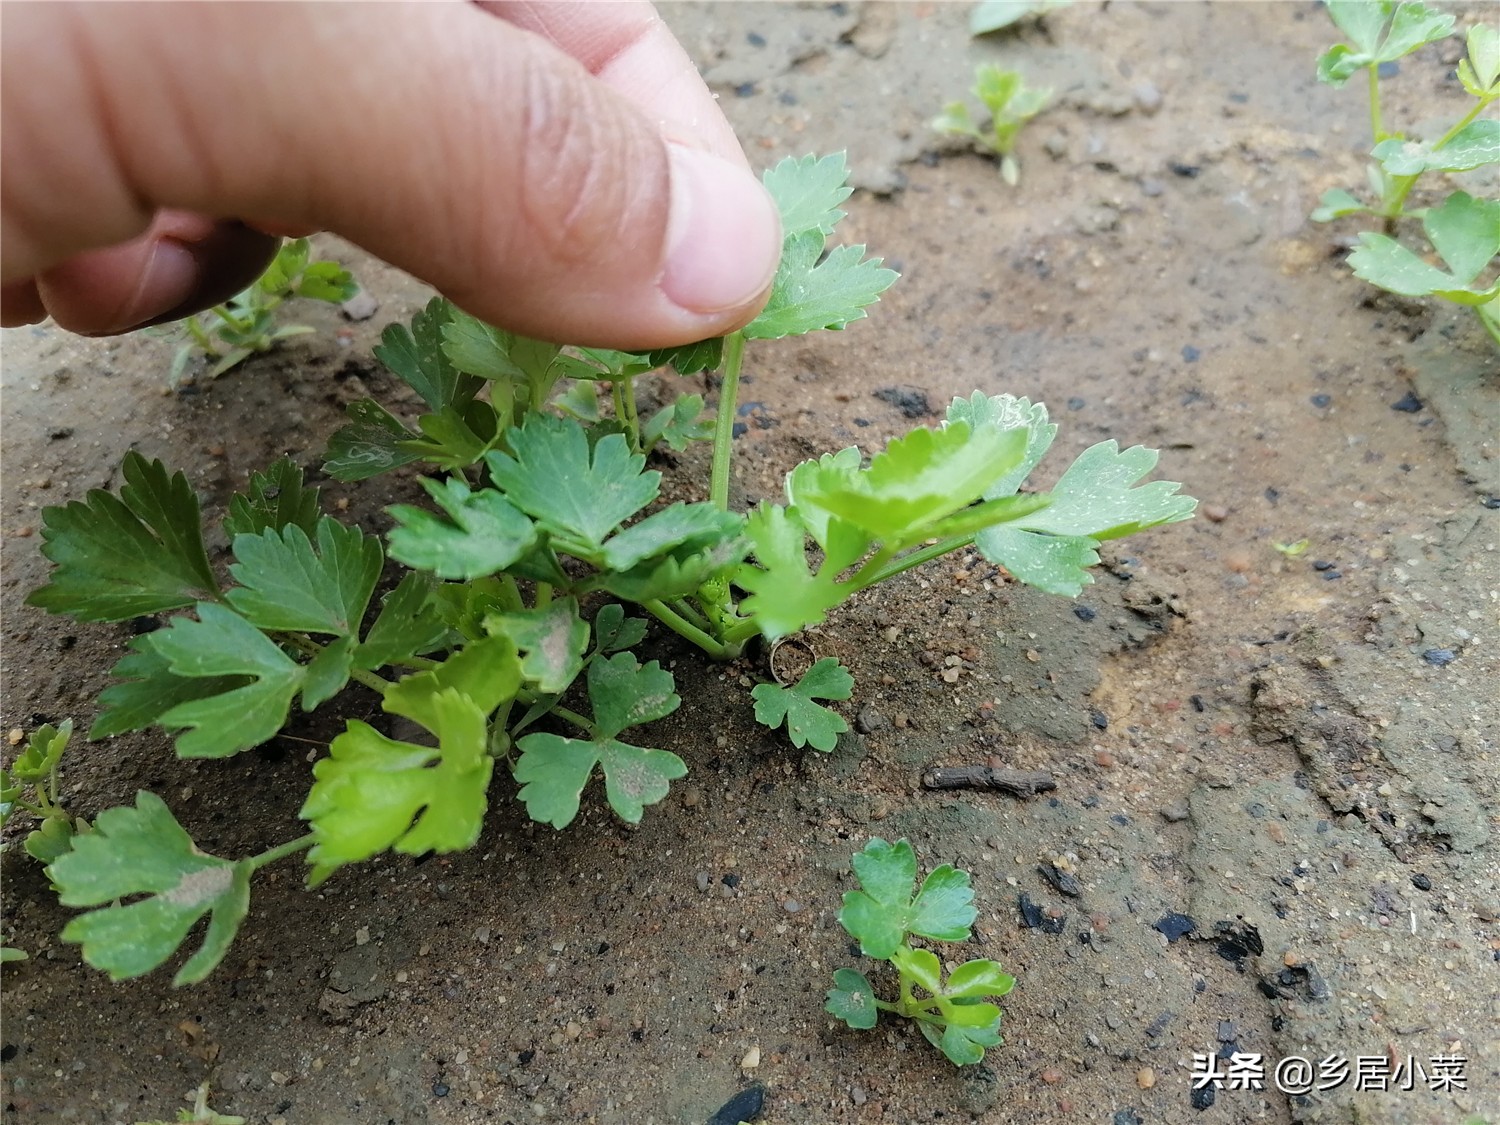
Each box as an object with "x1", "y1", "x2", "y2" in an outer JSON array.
[
  {"x1": 1312, "y1": 2, "x2": 1500, "y2": 347},
  {"x1": 827, "y1": 838, "x2": 1014, "y2": 1066},
  {"x1": 168, "y1": 237, "x2": 358, "y2": 382},
  {"x1": 18, "y1": 152, "x2": 1192, "y2": 986},
  {"x1": 933, "y1": 63, "x2": 1053, "y2": 185}
]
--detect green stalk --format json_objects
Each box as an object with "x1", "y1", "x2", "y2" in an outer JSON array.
[
  {"x1": 643, "y1": 599, "x2": 736, "y2": 659},
  {"x1": 535, "y1": 581, "x2": 554, "y2": 608},
  {"x1": 1384, "y1": 95, "x2": 1494, "y2": 218},
  {"x1": 498, "y1": 574, "x2": 525, "y2": 613},
  {"x1": 667, "y1": 596, "x2": 712, "y2": 633},
  {"x1": 246, "y1": 833, "x2": 315, "y2": 872},
  {"x1": 709, "y1": 332, "x2": 747, "y2": 511},
  {"x1": 1367, "y1": 64, "x2": 1385, "y2": 143},
  {"x1": 620, "y1": 376, "x2": 641, "y2": 448},
  {"x1": 852, "y1": 534, "x2": 976, "y2": 591},
  {"x1": 1477, "y1": 300, "x2": 1500, "y2": 351}
]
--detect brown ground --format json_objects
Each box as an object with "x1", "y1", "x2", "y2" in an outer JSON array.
[{"x1": 2, "y1": 4, "x2": 1497, "y2": 1125}]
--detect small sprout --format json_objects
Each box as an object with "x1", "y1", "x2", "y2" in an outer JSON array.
[
  {"x1": 933, "y1": 63, "x2": 1052, "y2": 185},
  {"x1": 1273, "y1": 539, "x2": 1311, "y2": 558}
]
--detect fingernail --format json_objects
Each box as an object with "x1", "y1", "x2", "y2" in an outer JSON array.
[
  {"x1": 661, "y1": 146, "x2": 782, "y2": 316},
  {"x1": 104, "y1": 238, "x2": 200, "y2": 333}
]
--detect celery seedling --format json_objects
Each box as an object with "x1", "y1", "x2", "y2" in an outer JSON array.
[
  {"x1": 827, "y1": 838, "x2": 1015, "y2": 1066},
  {"x1": 933, "y1": 63, "x2": 1052, "y2": 185}
]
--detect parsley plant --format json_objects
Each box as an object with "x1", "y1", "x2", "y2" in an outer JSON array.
[{"x1": 22, "y1": 153, "x2": 1193, "y2": 989}]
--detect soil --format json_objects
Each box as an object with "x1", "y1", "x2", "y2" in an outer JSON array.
[{"x1": 2, "y1": 4, "x2": 1497, "y2": 1125}]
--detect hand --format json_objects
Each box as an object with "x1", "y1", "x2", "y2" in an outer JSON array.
[{"x1": 1, "y1": 1, "x2": 782, "y2": 349}]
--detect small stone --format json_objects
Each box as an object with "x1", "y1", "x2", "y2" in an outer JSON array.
[
  {"x1": 473, "y1": 926, "x2": 491, "y2": 944},
  {"x1": 893, "y1": 712, "x2": 910, "y2": 730},
  {"x1": 856, "y1": 705, "x2": 890, "y2": 734},
  {"x1": 1412, "y1": 873, "x2": 1432, "y2": 891},
  {"x1": 1137, "y1": 1067, "x2": 1156, "y2": 1089},
  {"x1": 341, "y1": 292, "x2": 379, "y2": 321},
  {"x1": 708, "y1": 1085, "x2": 765, "y2": 1125},
  {"x1": 1476, "y1": 903, "x2": 1500, "y2": 923},
  {"x1": 1040, "y1": 1066, "x2": 1064, "y2": 1084},
  {"x1": 1160, "y1": 802, "x2": 1190, "y2": 822},
  {"x1": 740, "y1": 1046, "x2": 761, "y2": 1069},
  {"x1": 782, "y1": 899, "x2": 802, "y2": 914},
  {"x1": 680, "y1": 786, "x2": 702, "y2": 809},
  {"x1": 1132, "y1": 82, "x2": 1162, "y2": 114},
  {"x1": 1422, "y1": 648, "x2": 1456, "y2": 667},
  {"x1": 6, "y1": 729, "x2": 23, "y2": 746},
  {"x1": 1154, "y1": 912, "x2": 1196, "y2": 942},
  {"x1": 942, "y1": 666, "x2": 961, "y2": 683},
  {"x1": 354, "y1": 927, "x2": 370, "y2": 946},
  {"x1": 1390, "y1": 391, "x2": 1424, "y2": 413},
  {"x1": 1094, "y1": 750, "x2": 1115, "y2": 768},
  {"x1": 1201, "y1": 504, "x2": 1229, "y2": 522}
]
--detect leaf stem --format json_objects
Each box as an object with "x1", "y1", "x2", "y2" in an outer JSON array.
[
  {"x1": 246, "y1": 833, "x2": 315, "y2": 872},
  {"x1": 852, "y1": 534, "x2": 975, "y2": 590},
  {"x1": 643, "y1": 599, "x2": 736, "y2": 659},
  {"x1": 1367, "y1": 64, "x2": 1385, "y2": 143},
  {"x1": 620, "y1": 377, "x2": 641, "y2": 449},
  {"x1": 667, "y1": 597, "x2": 712, "y2": 633},
  {"x1": 709, "y1": 331, "x2": 746, "y2": 511}
]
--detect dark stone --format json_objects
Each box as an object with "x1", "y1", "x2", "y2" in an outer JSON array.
[
  {"x1": 1018, "y1": 892, "x2": 1045, "y2": 929},
  {"x1": 48, "y1": 428, "x2": 73, "y2": 441},
  {"x1": 746, "y1": 31, "x2": 766, "y2": 46},
  {"x1": 1310, "y1": 393, "x2": 1331, "y2": 407},
  {"x1": 1038, "y1": 863, "x2": 1083, "y2": 898},
  {"x1": 734, "y1": 83, "x2": 757, "y2": 98},
  {"x1": 1169, "y1": 162, "x2": 1201, "y2": 178},
  {"x1": 432, "y1": 1082, "x2": 450, "y2": 1098},
  {"x1": 722, "y1": 873, "x2": 741, "y2": 888},
  {"x1": 1182, "y1": 345, "x2": 1201, "y2": 362},
  {"x1": 873, "y1": 385, "x2": 932, "y2": 419},
  {"x1": 0, "y1": 1045, "x2": 16, "y2": 1063},
  {"x1": 1090, "y1": 710, "x2": 1109, "y2": 730},
  {"x1": 1154, "y1": 912, "x2": 1196, "y2": 942},
  {"x1": 1422, "y1": 649, "x2": 1456, "y2": 667},
  {"x1": 1412, "y1": 873, "x2": 1432, "y2": 891},
  {"x1": 1113, "y1": 1112, "x2": 1144, "y2": 1125},
  {"x1": 1191, "y1": 1084, "x2": 1216, "y2": 1109},
  {"x1": 1073, "y1": 605, "x2": 1097, "y2": 622},
  {"x1": 1067, "y1": 396, "x2": 1087, "y2": 410},
  {"x1": 708, "y1": 1084, "x2": 766, "y2": 1125},
  {"x1": 1390, "y1": 391, "x2": 1424, "y2": 413},
  {"x1": 1377, "y1": 60, "x2": 1400, "y2": 78}
]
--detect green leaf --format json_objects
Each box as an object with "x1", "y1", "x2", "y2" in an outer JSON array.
[
  {"x1": 553, "y1": 380, "x2": 602, "y2": 422},
  {"x1": 825, "y1": 967, "x2": 879, "y2": 1029},
  {"x1": 591, "y1": 604, "x2": 648, "y2": 655},
  {"x1": 1459, "y1": 24, "x2": 1500, "y2": 97},
  {"x1": 642, "y1": 393, "x2": 713, "y2": 452},
  {"x1": 226, "y1": 518, "x2": 382, "y2": 636},
  {"x1": 24, "y1": 815, "x2": 78, "y2": 865},
  {"x1": 300, "y1": 635, "x2": 354, "y2": 710},
  {"x1": 1011, "y1": 441, "x2": 1196, "y2": 539},
  {"x1": 1310, "y1": 187, "x2": 1369, "y2": 222},
  {"x1": 386, "y1": 476, "x2": 538, "y2": 580},
  {"x1": 762, "y1": 152, "x2": 854, "y2": 237},
  {"x1": 27, "y1": 452, "x2": 219, "y2": 622},
  {"x1": 256, "y1": 239, "x2": 308, "y2": 294},
  {"x1": 926, "y1": 1018, "x2": 1002, "y2": 1066},
  {"x1": 381, "y1": 636, "x2": 522, "y2": 728},
  {"x1": 641, "y1": 337, "x2": 724, "y2": 375},
  {"x1": 946, "y1": 393, "x2": 1058, "y2": 499},
  {"x1": 485, "y1": 597, "x2": 590, "y2": 694},
  {"x1": 47, "y1": 792, "x2": 251, "y2": 984},
  {"x1": 969, "y1": 0, "x2": 1065, "y2": 35},
  {"x1": 148, "y1": 604, "x2": 305, "y2": 758},
  {"x1": 945, "y1": 958, "x2": 1016, "y2": 1000},
  {"x1": 397, "y1": 402, "x2": 502, "y2": 470},
  {"x1": 356, "y1": 573, "x2": 451, "y2": 670},
  {"x1": 736, "y1": 504, "x2": 850, "y2": 641},
  {"x1": 90, "y1": 640, "x2": 244, "y2": 740},
  {"x1": 793, "y1": 421, "x2": 1028, "y2": 545},
  {"x1": 558, "y1": 347, "x2": 656, "y2": 382},
  {"x1": 1347, "y1": 194, "x2": 1500, "y2": 304},
  {"x1": 223, "y1": 457, "x2": 320, "y2": 540},
  {"x1": 1, "y1": 947, "x2": 27, "y2": 964},
  {"x1": 9, "y1": 720, "x2": 72, "y2": 783},
  {"x1": 750, "y1": 657, "x2": 852, "y2": 751},
  {"x1": 513, "y1": 733, "x2": 686, "y2": 829},
  {"x1": 600, "y1": 503, "x2": 744, "y2": 571},
  {"x1": 294, "y1": 260, "x2": 358, "y2": 303},
  {"x1": 971, "y1": 525, "x2": 1101, "y2": 596},
  {"x1": 485, "y1": 415, "x2": 659, "y2": 552},
  {"x1": 586, "y1": 652, "x2": 680, "y2": 740},
  {"x1": 374, "y1": 297, "x2": 480, "y2": 412},
  {"x1": 744, "y1": 233, "x2": 899, "y2": 340},
  {"x1": 838, "y1": 838, "x2": 976, "y2": 959},
  {"x1": 597, "y1": 536, "x2": 747, "y2": 602},
  {"x1": 1318, "y1": 0, "x2": 1454, "y2": 84},
  {"x1": 442, "y1": 307, "x2": 562, "y2": 404},
  {"x1": 891, "y1": 944, "x2": 944, "y2": 994},
  {"x1": 1374, "y1": 120, "x2": 1500, "y2": 175},
  {"x1": 302, "y1": 688, "x2": 495, "y2": 870},
  {"x1": 322, "y1": 399, "x2": 422, "y2": 482}
]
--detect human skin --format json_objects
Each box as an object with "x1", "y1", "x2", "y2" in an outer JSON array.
[{"x1": 1, "y1": 1, "x2": 781, "y2": 349}]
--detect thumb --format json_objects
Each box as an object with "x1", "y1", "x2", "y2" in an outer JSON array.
[{"x1": 2, "y1": 3, "x2": 782, "y2": 349}]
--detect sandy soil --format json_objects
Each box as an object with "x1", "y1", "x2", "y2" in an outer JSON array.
[{"x1": 2, "y1": 4, "x2": 1497, "y2": 1124}]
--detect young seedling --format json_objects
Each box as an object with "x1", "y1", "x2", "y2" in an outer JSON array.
[
  {"x1": 1312, "y1": 5, "x2": 1500, "y2": 346},
  {"x1": 133, "y1": 1082, "x2": 245, "y2": 1125},
  {"x1": 1, "y1": 720, "x2": 87, "y2": 866},
  {"x1": 25, "y1": 153, "x2": 1193, "y2": 987},
  {"x1": 827, "y1": 838, "x2": 1015, "y2": 1066},
  {"x1": 933, "y1": 63, "x2": 1052, "y2": 185},
  {"x1": 969, "y1": 0, "x2": 1071, "y2": 37},
  {"x1": 167, "y1": 237, "x2": 358, "y2": 383}
]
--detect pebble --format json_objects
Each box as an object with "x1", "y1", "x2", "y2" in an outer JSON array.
[
  {"x1": 1136, "y1": 1067, "x2": 1156, "y2": 1089},
  {"x1": 1160, "y1": 801, "x2": 1190, "y2": 822},
  {"x1": 782, "y1": 899, "x2": 802, "y2": 914},
  {"x1": 1422, "y1": 648, "x2": 1456, "y2": 667},
  {"x1": 1412, "y1": 873, "x2": 1432, "y2": 891},
  {"x1": 856, "y1": 705, "x2": 890, "y2": 734},
  {"x1": 708, "y1": 1085, "x2": 765, "y2": 1125},
  {"x1": 1040, "y1": 1066, "x2": 1064, "y2": 1084},
  {"x1": 1390, "y1": 391, "x2": 1424, "y2": 413},
  {"x1": 340, "y1": 292, "x2": 379, "y2": 321},
  {"x1": 1154, "y1": 912, "x2": 1196, "y2": 942},
  {"x1": 1201, "y1": 503, "x2": 1229, "y2": 522},
  {"x1": 1132, "y1": 82, "x2": 1162, "y2": 114},
  {"x1": 680, "y1": 786, "x2": 702, "y2": 809},
  {"x1": 740, "y1": 1046, "x2": 761, "y2": 1069}
]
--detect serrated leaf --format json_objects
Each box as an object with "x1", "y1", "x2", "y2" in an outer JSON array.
[
  {"x1": 47, "y1": 791, "x2": 251, "y2": 984},
  {"x1": 148, "y1": 604, "x2": 305, "y2": 758},
  {"x1": 794, "y1": 422, "x2": 1027, "y2": 545},
  {"x1": 1348, "y1": 230, "x2": 1500, "y2": 305},
  {"x1": 929, "y1": 1019, "x2": 1002, "y2": 1066},
  {"x1": 24, "y1": 816, "x2": 78, "y2": 865},
  {"x1": 909, "y1": 865, "x2": 979, "y2": 941},
  {"x1": 553, "y1": 380, "x2": 602, "y2": 422},
  {"x1": 642, "y1": 337, "x2": 724, "y2": 375},
  {"x1": 356, "y1": 573, "x2": 450, "y2": 670},
  {"x1": 322, "y1": 399, "x2": 423, "y2": 482},
  {"x1": 513, "y1": 732, "x2": 686, "y2": 829},
  {"x1": 597, "y1": 536, "x2": 747, "y2": 602},
  {"x1": 1422, "y1": 191, "x2": 1500, "y2": 285},
  {"x1": 90, "y1": 639, "x2": 244, "y2": 740},
  {"x1": 27, "y1": 452, "x2": 219, "y2": 622},
  {"x1": 1319, "y1": 1, "x2": 1453, "y2": 85},
  {"x1": 300, "y1": 635, "x2": 354, "y2": 710},
  {"x1": 1459, "y1": 24, "x2": 1500, "y2": 96},
  {"x1": 825, "y1": 968, "x2": 879, "y2": 1029},
  {"x1": 485, "y1": 415, "x2": 659, "y2": 552},
  {"x1": 485, "y1": 597, "x2": 589, "y2": 694},
  {"x1": 970, "y1": 0, "x2": 1065, "y2": 35},
  {"x1": 374, "y1": 297, "x2": 480, "y2": 412},
  {"x1": 561, "y1": 347, "x2": 656, "y2": 382},
  {"x1": 226, "y1": 518, "x2": 381, "y2": 636},
  {"x1": 736, "y1": 504, "x2": 850, "y2": 641},
  {"x1": 891, "y1": 945, "x2": 944, "y2": 994},
  {"x1": 442, "y1": 308, "x2": 562, "y2": 402},
  {"x1": 750, "y1": 657, "x2": 852, "y2": 751},
  {"x1": 947, "y1": 393, "x2": 1058, "y2": 497},
  {"x1": 853, "y1": 838, "x2": 918, "y2": 903},
  {"x1": 381, "y1": 635, "x2": 522, "y2": 729},
  {"x1": 302, "y1": 689, "x2": 494, "y2": 871},
  {"x1": 386, "y1": 476, "x2": 537, "y2": 580},
  {"x1": 587, "y1": 652, "x2": 680, "y2": 740},
  {"x1": 9, "y1": 720, "x2": 72, "y2": 783},
  {"x1": 223, "y1": 458, "x2": 320, "y2": 540},
  {"x1": 762, "y1": 152, "x2": 854, "y2": 237},
  {"x1": 397, "y1": 402, "x2": 501, "y2": 470},
  {"x1": 1011, "y1": 441, "x2": 1196, "y2": 540},
  {"x1": 295, "y1": 260, "x2": 358, "y2": 303},
  {"x1": 591, "y1": 604, "x2": 648, "y2": 655},
  {"x1": 839, "y1": 838, "x2": 977, "y2": 958},
  {"x1": 744, "y1": 234, "x2": 899, "y2": 340},
  {"x1": 642, "y1": 394, "x2": 713, "y2": 452}
]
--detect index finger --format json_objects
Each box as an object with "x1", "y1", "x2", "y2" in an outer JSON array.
[{"x1": 479, "y1": 1, "x2": 747, "y2": 166}]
